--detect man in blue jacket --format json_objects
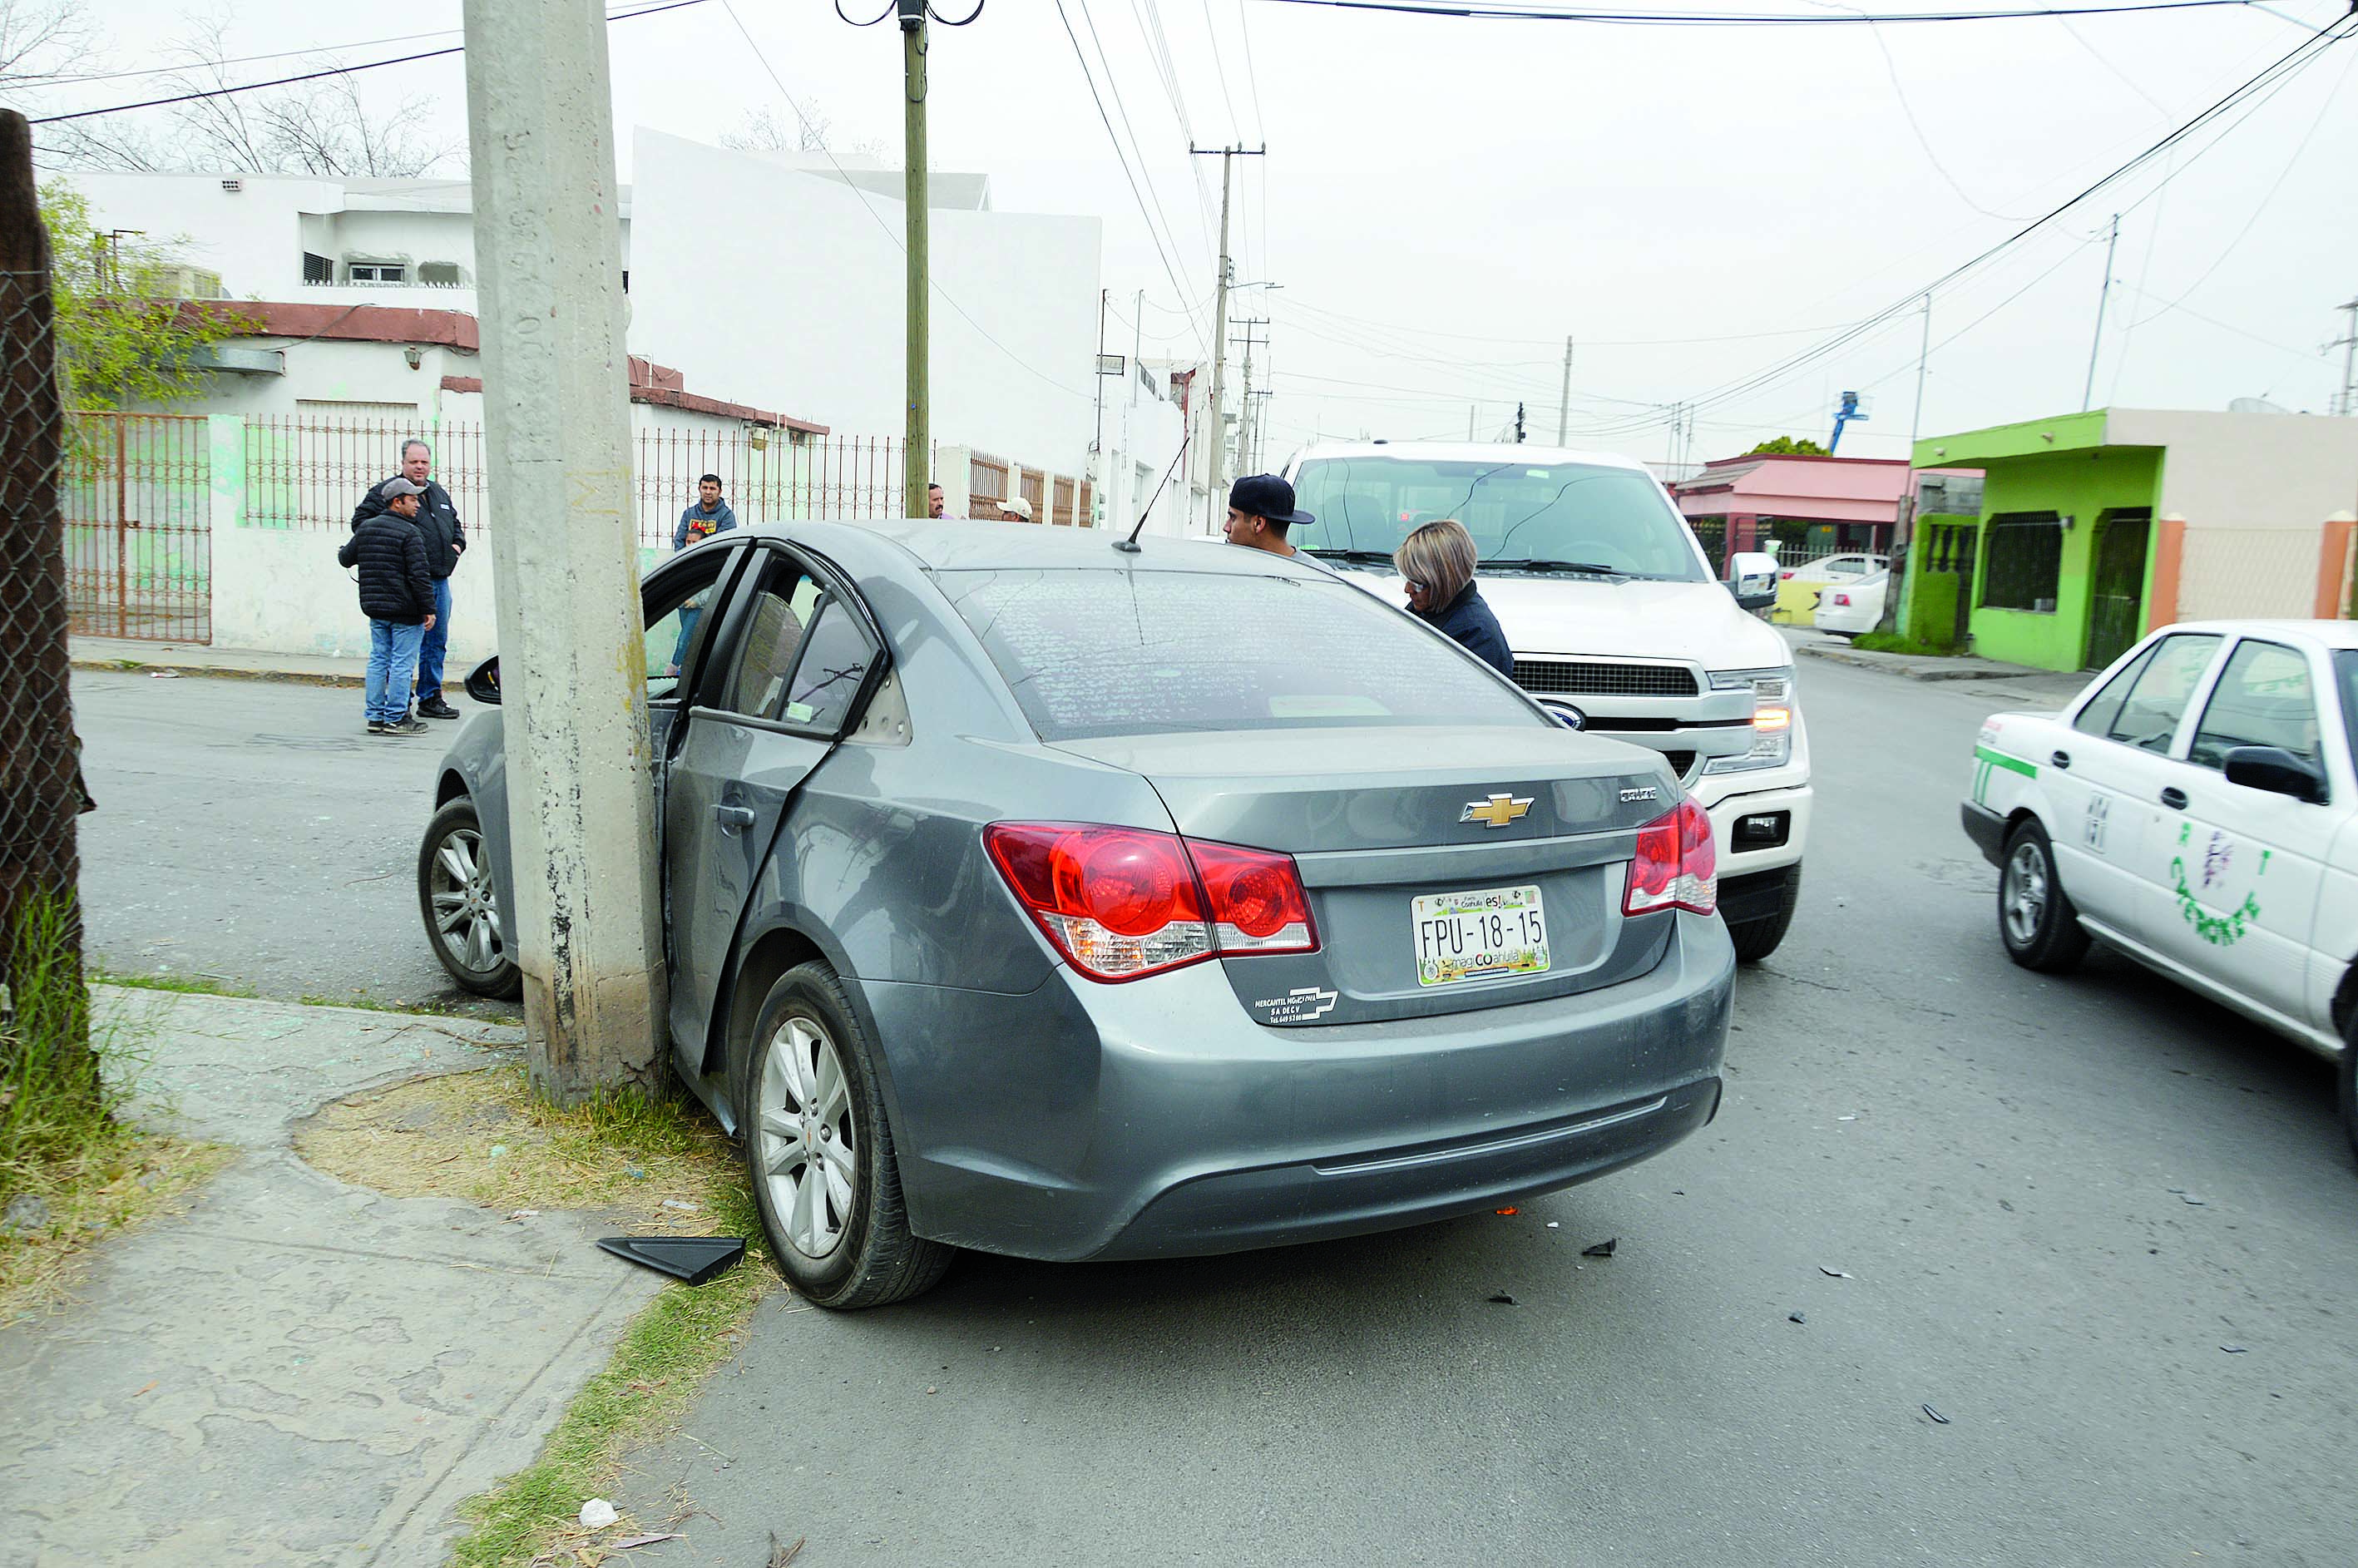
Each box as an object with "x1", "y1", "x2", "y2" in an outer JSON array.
[{"x1": 675, "y1": 474, "x2": 737, "y2": 551}]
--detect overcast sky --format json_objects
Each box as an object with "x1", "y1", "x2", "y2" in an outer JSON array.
[{"x1": 30, "y1": 0, "x2": 2358, "y2": 466}]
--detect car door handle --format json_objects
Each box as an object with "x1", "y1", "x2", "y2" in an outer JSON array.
[
  {"x1": 714, "y1": 804, "x2": 757, "y2": 833},
  {"x1": 2049, "y1": 749, "x2": 2070, "y2": 769},
  {"x1": 2159, "y1": 786, "x2": 2187, "y2": 811}
]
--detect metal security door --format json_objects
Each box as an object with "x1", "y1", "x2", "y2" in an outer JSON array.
[
  {"x1": 64, "y1": 413, "x2": 211, "y2": 642},
  {"x1": 2085, "y1": 510, "x2": 2151, "y2": 671}
]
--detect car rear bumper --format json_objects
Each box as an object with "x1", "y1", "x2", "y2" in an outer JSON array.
[
  {"x1": 861, "y1": 911, "x2": 1734, "y2": 1263},
  {"x1": 1960, "y1": 799, "x2": 2009, "y2": 868}
]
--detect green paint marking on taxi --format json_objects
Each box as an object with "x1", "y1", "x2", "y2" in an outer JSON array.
[{"x1": 1974, "y1": 745, "x2": 2037, "y2": 779}]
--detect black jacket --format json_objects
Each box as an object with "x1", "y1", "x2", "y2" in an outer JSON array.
[
  {"x1": 1421, "y1": 581, "x2": 1515, "y2": 677},
  {"x1": 338, "y1": 510, "x2": 434, "y2": 625},
  {"x1": 352, "y1": 476, "x2": 464, "y2": 578}
]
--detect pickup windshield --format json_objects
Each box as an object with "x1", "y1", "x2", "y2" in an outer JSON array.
[{"x1": 1289, "y1": 457, "x2": 1708, "y2": 582}]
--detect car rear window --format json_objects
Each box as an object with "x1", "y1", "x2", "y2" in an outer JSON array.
[{"x1": 939, "y1": 566, "x2": 1548, "y2": 741}]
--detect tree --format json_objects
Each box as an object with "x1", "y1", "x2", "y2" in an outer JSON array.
[
  {"x1": 1746, "y1": 435, "x2": 1829, "y2": 456},
  {"x1": 42, "y1": 180, "x2": 235, "y2": 411},
  {"x1": 0, "y1": 0, "x2": 91, "y2": 93},
  {"x1": 722, "y1": 105, "x2": 888, "y2": 161},
  {"x1": 42, "y1": 15, "x2": 457, "y2": 177}
]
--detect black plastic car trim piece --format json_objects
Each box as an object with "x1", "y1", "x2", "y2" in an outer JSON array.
[{"x1": 596, "y1": 1235, "x2": 746, "y2": 1286}]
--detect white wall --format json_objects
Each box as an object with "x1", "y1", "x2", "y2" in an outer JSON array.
[
  {"x1": 627, "y1": 129, "x2": 1102, "y2": 474},
  {"x1": 2113, "y1": 409, "x2": 2358, "y2": 528}
]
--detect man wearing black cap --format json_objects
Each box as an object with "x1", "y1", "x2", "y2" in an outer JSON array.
[{"x1": 1222, "y1": 473, "x2": 1328, "y2": 568}]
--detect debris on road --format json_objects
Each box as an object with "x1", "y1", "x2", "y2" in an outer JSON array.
[
  {"x1": 596, "y1": 1235, "x2": 747, "y2": 1286},
  {"x1": 1582, "y1": 1238, "x2": 1618, "y2": 1258},
  {"x1": 1921, "y1": 1403, "x2": 1950, "y2": 1425},
  {"x1": 578, "y1": 1498, "x2": 619, "y2": 1529},
  {"x1": 2221, "y1": 1344, "x2": 2249, "y2": 1354},
  {"x1": 611, "y1": 1533, "x2": 685, "y2": 1551},
  {"x1": 1819, "y1": 1266, "x2": 1853, "y2": 1279},
  {"x1": 1487, "y1": 1293, "x2": 1517, "y2": 1305},
  {"x1": 1788, "y1": 1312, "x2": 1806, "y2": 1324},
  {"x1": 769, "y1": 1532, "x2": 806, "y2": 1566},
  {"x1": 146, "y1": 669, "x2": 181, "y2": 679},
  {"x1": 1545, "y1": 1221, "x2": 1560, "y2": 1229},
  {"x1": 2181, "y1": 1195, "x2": 2207, "y2": 1206},
  {"x1": 506, "y1": 1208, "x2": 539, "y2": 1222},
  {"x1": 1494, "y1": 1206, "x2": 1520, "y2": 1215},
  {"x1": 660, "y1": 1199, "x2": 701, "y2": 1214}
]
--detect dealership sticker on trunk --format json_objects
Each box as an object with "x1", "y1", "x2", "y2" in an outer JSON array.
[{"x1": 1413, "y1": 884, "x2": 1550, "y2": 987}]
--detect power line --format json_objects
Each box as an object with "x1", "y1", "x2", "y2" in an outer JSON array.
[
  {"x1": 30, "y1": 0, "x2": 714, "y2": 125},
  {"x1": 1055, "y1": 1, "x2": 1216, "y2": 358},
  {"x1": 1071, "y1": 0, "x2": 1214, "y2": 319},
  {"x1": 1250, "y1": 0, "x2": 2286, "y2": 24}
]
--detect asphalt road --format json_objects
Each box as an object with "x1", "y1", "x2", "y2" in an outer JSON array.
[
  {"x1": 72, "y1": 670, "x2": 520, "y2": 1019},
  {"x1": 73, "y1": 656, "x2": 2358, "y2": 1565}
]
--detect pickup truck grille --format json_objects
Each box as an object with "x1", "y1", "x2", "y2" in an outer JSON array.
[{"x1": 1513, "y1": 659, "x2": 1699, "y2": 697}]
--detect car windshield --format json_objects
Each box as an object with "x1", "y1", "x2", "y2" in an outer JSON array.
[
  {"x1": 1288, "y1": 457, "x2": 1708, "y2": 581},
  {"x1": 939, "y1": 566, "x2": 1550, "y2": 741},
  {"x1": 2336, "y1": 650, "x2": 2358, "y2": 770}
]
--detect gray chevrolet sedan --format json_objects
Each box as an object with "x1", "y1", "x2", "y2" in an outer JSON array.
[{"x1": 418, "y1": 521, "x2": 1733, "y2": 1308}]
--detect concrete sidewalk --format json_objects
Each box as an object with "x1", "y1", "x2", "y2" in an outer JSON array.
[
  {"x1": 0, "y1": 989, "x2": 661, "y2": 1566},
  {"x1": 1782, "y1": 626, "x2": 2051, "y2": 683},
  {"x1": 72, "y1": 636, "x2": 462, "y2": 691}
]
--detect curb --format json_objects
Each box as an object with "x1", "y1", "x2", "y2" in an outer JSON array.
[
  {"x1": 72, "y1": 657, "x2": 461, "y2": 692},
  {"x1": 1795, "y1": 641, "x2": 2044, "y2": 683}
]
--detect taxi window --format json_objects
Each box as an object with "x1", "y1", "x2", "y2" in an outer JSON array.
[
  {"x1": 2104, "y1": 633, "x2": 2220, "y2": 753},
  {"x1": 2188, "y1": 641, "x2": 2321, "y2": 772},
  {"x1": 941, "y1": 566, "x2": 1545, "y2": 741},
  {"x1": 2072, "y1": 642, "x2": 2156, "y2": 739}
]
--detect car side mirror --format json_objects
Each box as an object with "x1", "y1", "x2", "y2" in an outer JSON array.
[
  {"x1": 2222, "y1": 745, "x2": 2326, "y2": 804},
  {"x1": 465, "y1": 655, "x2": 501, "y2": 707},
  {"x1": 1726, "y1": 551, "x2": 1778, "y2": 611}
]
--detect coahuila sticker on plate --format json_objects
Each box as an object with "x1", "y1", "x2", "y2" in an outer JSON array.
[{"x1": 1412, "y1": 883, "x2": 1550, "y2": 987}]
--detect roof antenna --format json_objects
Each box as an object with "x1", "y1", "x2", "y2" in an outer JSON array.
[{"x1": 1113, "y1": 430, "x2": 1192, "y2": 554}]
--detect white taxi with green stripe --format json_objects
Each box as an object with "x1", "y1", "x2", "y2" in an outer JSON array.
[{"x1": 1958, "y1": 621, "x2": 2358, "y2": 1170}]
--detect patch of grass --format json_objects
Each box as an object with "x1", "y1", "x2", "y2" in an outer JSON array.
[
  {"x1": 4, "y1": 901, "x2": 230, "y2": 1321},
  {"x1": 1850, "y1": 631, "x2": 1957, "y2": 657},
  {"x1": 91, "y1": 968, "x2": 260, "y2": 1001},
  {"x1": 297, "y1": 1066, "x2": 774, "y2": 1567}
]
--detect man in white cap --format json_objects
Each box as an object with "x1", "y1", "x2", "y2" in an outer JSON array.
[{"x1": 997, "y1": 495, "x2": 1034, "y2": 524}]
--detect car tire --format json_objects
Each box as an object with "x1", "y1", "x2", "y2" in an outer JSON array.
[
  {"x1": 1728, "y1": 866, "x2": 1801, "y2": 964},
  {"x1": 418, "y1": 798, "x2": 523, "y2": 1000},
  {"x1": 739, "y1": 959, "x2": 952, "y2": 1310},
  {"x1": 2338, "y1": 1007, "x2": 2357, "y2": 1170},
  {"x1": 1998, "y1": 819, "x2": 2089, "y2": 973}
]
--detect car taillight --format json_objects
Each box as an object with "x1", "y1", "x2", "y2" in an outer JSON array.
[
  {"x1": 1623, "y1": 799, "x2": 1717, "y2": 918},
  {"x1": 983, "y1": 824, "x2": 1317, "y2": 982},
  {"x1": 1830, "y1": 592, "x2": 1850, "y2": 606}
]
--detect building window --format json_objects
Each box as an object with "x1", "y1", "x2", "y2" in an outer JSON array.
[
  {"x1": 302, "y1": 251, "x2": 332, "y2": 284},
  {"x1": 348, "y1": 261, "x2": 406, "y2": 284},
  {"x1": 1980, "y1": 512, "x2": 2064, "y2": 613}
]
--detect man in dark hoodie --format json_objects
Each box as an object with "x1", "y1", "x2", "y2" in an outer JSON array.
[
  {"x1": 351, "y1": 439, "x2": 465, "y2": 720},
  {"x1": 337, "y1": 478, "x2": 437, "y2": 736}
]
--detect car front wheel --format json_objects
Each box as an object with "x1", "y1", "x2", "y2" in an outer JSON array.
[
  {"x1": 2338, "y1": 1007, "x2": 2356, "y2": 1170},
  {"x1": 418, "y1": 799, "x2": 522, "y2": 1000},
  {"x1": 739, "y1": 960, "x2": 952, "y2": 1310},
  {"x1": 1998, "y1": 819, "x2": 2089, "y2": 973}
]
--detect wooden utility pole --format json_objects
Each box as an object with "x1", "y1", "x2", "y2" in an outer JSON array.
[
  {"x1": 462, "y1": 0, "x2": 665, "y2": 1101},
  {"x1": 0, "y1": 109, "x2": 91, "y2": 1077},
  {"x1": 1191, "y1": 144, "x2": 1263, "y2": 532},
  {"x1": 901, "y1": 0, "x2": 930, "y2": 517}
]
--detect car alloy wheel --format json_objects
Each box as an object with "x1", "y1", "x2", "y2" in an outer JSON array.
[
  {"x1": 755, "y1": 1013, "x2": 858, "y2": 1261},
  {"x1": 2002, "y1": 840, "x2": 2049, "y2": 948},
  {"x1": 430, "y1": 825, "x2": 506, "y2": 978}
]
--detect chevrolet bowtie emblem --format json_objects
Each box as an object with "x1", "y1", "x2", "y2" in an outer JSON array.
[{"x1": 1460, "y1": 793, "x2": 1534, "y2": 829}]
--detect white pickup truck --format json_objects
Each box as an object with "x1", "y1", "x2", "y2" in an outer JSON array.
[{"x1": 1281, "y1": 441, "x2": 1811, "y2": 961}]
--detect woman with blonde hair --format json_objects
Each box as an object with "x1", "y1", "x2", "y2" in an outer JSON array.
[{"x1": 1394, "y1": 517, "x2": 1513, "y2": 675}]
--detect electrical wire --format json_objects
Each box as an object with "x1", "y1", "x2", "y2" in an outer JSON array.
[
  {"x1": 1074, "y1": 0, "x2": 1216, "y2": 288},
  {"x1": 30, "y1": 0, "x2": 714, "y2": 126},
  {"x1": 1251, "y1": 0, "x2": 2283, "y2": 24}
]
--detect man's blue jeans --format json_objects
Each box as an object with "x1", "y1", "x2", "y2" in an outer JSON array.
[
  {"x1": 415, "y1": 577, "x2": 452, "y2": 700},
  {"x1": 367, "y1": 619, "x2": 428, "y2": 724}
]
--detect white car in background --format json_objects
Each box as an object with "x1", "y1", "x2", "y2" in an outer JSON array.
[
  {"x1": 1959, "y1": 621, "x2": 2358, "y2": 1160},
  {"x1": 1812, "y1": 569, "x2": 1889, "y2": 637},
  {"x1": 1283, "y1": 442, "x2": 1812, "y2": 962},
  {"x1": 1779, "y1": 551, "x2": 1886, "y2": 587}
]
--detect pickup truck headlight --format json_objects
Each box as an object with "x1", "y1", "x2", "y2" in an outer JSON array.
[{"x1": 1705, "y1": 666, "x2": 1796, "y2": 775}]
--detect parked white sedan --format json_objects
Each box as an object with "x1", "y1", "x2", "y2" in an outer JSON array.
[
  {"x1": 1812, "y1": 569, "x2": 1888, "y2": 636},
  {"x1": 1960, "y1": 621, "x2": 2358, "y2": 1160}
]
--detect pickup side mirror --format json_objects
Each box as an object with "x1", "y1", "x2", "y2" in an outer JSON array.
[
  {"x1": 465, "y1": 655, "x2": 501, "y2": 707},
  {"x1": 2222, "y1": 745, "x2": 2326, "y2": 804},
  {"x1": 1725, "y1": 551, "x2": 1779, "y2": 611}
]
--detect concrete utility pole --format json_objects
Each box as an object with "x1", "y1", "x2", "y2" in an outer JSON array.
[
  {"x1": 1878, "y1": 293, "x2": 1935, "y2": 638},
  {"x1": 1191, "y1": 143, "x2": 1263, "y2": 531},
  {"x1": 1230, "y1": 316, "x2": 1268, "y2": 475},
  {"x1": 900, "y1": 0, "x2": 930, "y2": 517},
  {"x1": 2082, "y1": 213, "x2": 2119, "y2": 414},
  {"x1": 1557, "y1": 336, "x2": 1574, "y2": 445},
  {"x1": 462, "y1": 0, "x2": 664, "y2": 1101},
  {"x1": 2333, "y1": 295, "x2": 2357, "y2": 418}
]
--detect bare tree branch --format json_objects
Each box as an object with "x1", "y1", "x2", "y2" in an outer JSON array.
[{"x1": 0, "y1": 0, "x2": 93, "y2": 93}]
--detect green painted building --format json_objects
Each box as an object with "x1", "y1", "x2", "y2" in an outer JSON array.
[{"x1": 1906, "y1": 408, "x2": 2358, "y2": 673}]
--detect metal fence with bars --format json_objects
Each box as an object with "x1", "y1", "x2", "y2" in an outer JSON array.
[{"x1": 64, "y1": 411, "x2": 210, "y2": 642}]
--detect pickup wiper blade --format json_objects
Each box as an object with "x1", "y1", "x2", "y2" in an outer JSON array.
[
  {"x1": 1303, "y1": 548, "x2": 1397, "y2": 565},
  {"x1": 1489, "y1": 558, "x2": 1629, "y2": 576}
]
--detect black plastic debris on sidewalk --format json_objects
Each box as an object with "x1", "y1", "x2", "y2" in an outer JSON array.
[
  {"x1": 1581, "y1": 1238, "x2": 1618, "y2": 1259},
  {"x1": 2221, "y1": 1344, "x2": 2249, "y2": 1354},
  {"x1": 1486, "y1": 1292, "x2": 1517, "y2": 1305},
  {"x1": 1921, "y1": 1402, "x2": 1950, "y2": 1424},
  {"x1": 1788, "y1": 1311, "x2": 1807, "y2": 1324},
  {"x1": 597, "y1": 1235, "x2": 746, "y2": 1286}
]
